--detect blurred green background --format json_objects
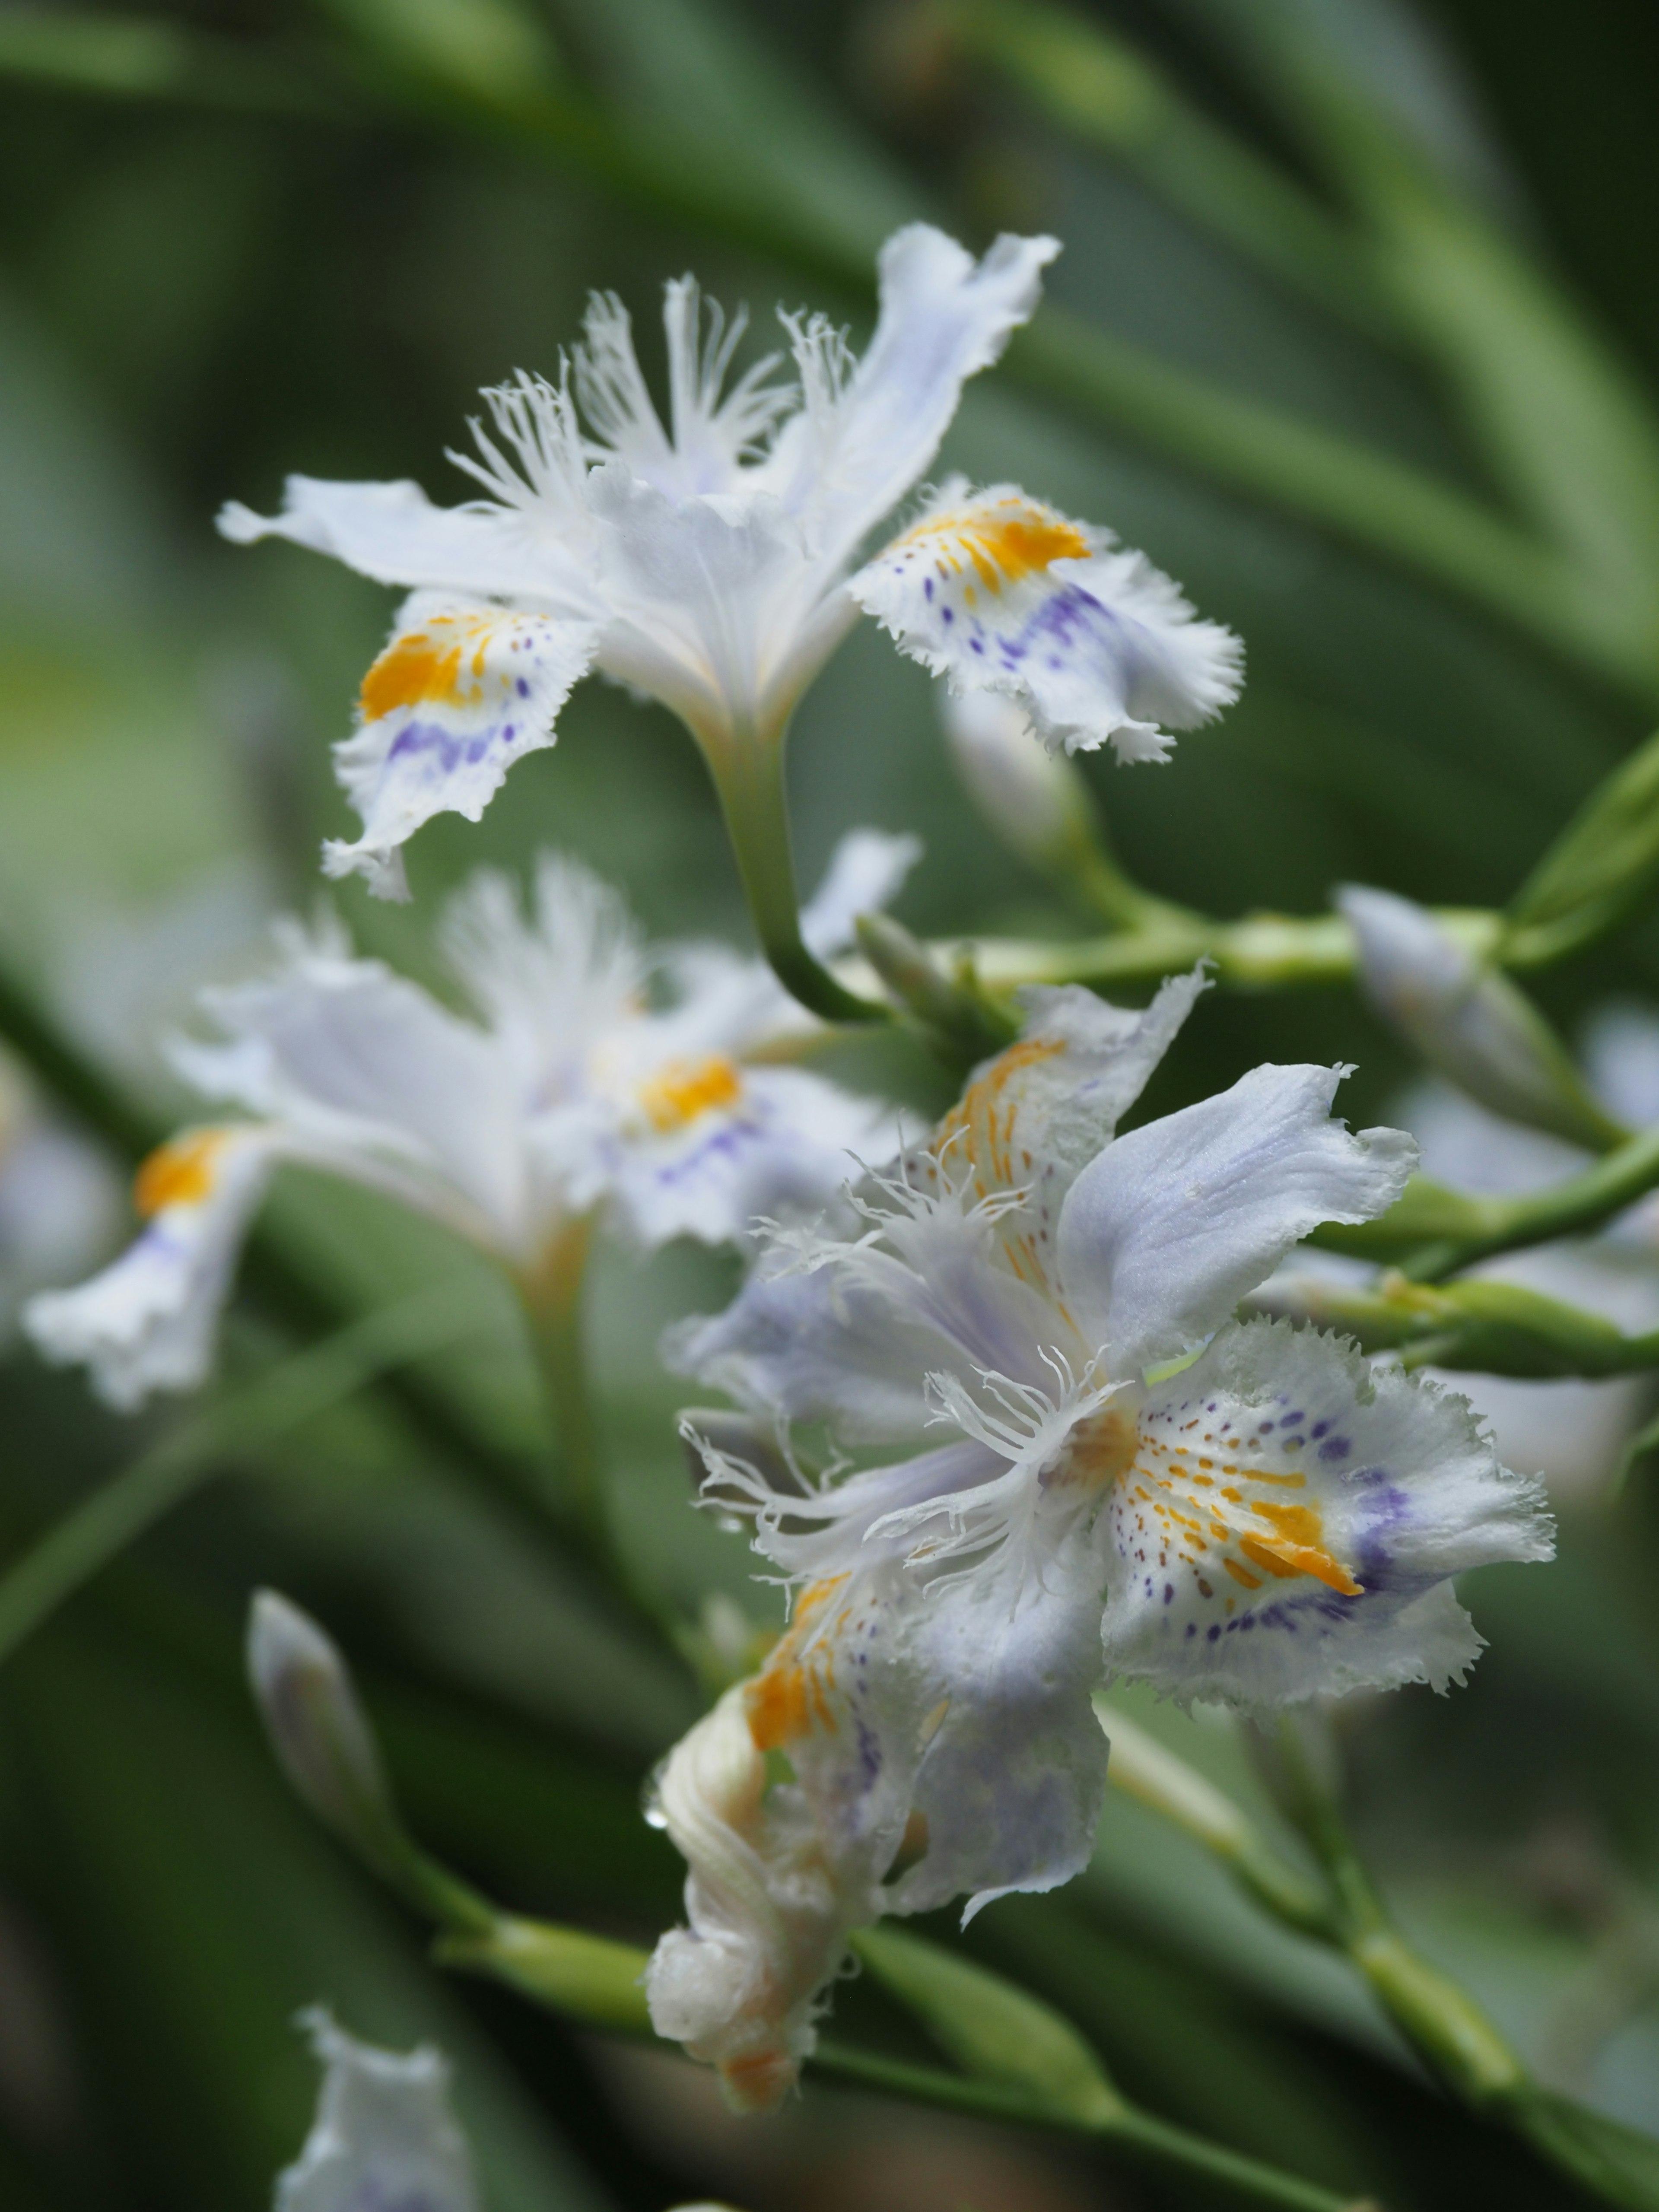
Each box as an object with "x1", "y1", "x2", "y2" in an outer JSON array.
[{"x1": 3, "y1": 1, "x2": 1659, "y2": 2207}]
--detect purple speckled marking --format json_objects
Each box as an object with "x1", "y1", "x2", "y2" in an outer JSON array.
[
  {"x1": 386, "y1": 718, "x2": 512, "y2": 775},
  {"x1": 1319, "y1": 1435, "x2": 1351, "y2": 1462}
]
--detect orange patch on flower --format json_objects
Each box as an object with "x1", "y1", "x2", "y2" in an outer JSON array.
[
  {"x1": 1239, "y1": 1500, "x2": 1363, "y2": 1596},
  {"x1": 901, "y1": 500, "x2": 1090, "y2": 594},
  {"x1": 638, "y1": 1054, "x2": 744, "y2": 1134},
  {"x1": 745, "y1": 1576, "x2": 847, "y2": 1752},
  {"x1": 134, "y1": 1129, "x2": 232, "y2": 1217}
]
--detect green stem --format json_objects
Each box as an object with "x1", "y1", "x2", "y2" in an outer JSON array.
[
  {"x1": 1313, "y1": 1116, "x2": 1659, "y2": 1283},
  {"x1": 0, "y1": 1285, "x2": 484, "y2": 1672},
  {"x1": 1268, "y1": 1721, "x2": 1547, "y2": 2119},
  {"x1": 516, "y1": 1215, "x2": 604, "y2": 1543},
  {"x1": 810, "y1": 2043, "x2": 1371, "y2": 2211},
  {"x1": 703, "y1": 723, "x2": 890, "y2": 1025},
  {"x1": 1256, "y1": 1270, "x2": 1659, "y2": 1380}
]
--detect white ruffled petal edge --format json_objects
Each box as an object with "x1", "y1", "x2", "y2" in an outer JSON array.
[
  {"x1": 23, "y1": 1125, "x2": 281, "y2": 1409},
  {"x1": 851, "y1": 480, "x2": 1243, "y2": 761},
  {"x1": 1100, "y1": 1317, "x2": 1554, "y2": 1708}
]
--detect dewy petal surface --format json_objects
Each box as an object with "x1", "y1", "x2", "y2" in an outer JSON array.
[
  {"x1": 851, "y1": 480, "x2": 1243, "y2": 761},
  {"x1": 1056, "y1": 1062, "x2": 1417, "y2": 1376},
  {"x1": 1101, "y1": 1317, "x2": 1553, "y2": 1707}
]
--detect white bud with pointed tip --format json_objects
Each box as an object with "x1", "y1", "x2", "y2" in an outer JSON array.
[
  {"x1": 247, "y1": 1590, "x2": 404, "y2": 1873},
  {"x1": 940, "y1": 689, "x2": 1097, "y2": 874},
  {"x1": 1338, "y1": 885, "x2": 1624, "y2": 1152}
]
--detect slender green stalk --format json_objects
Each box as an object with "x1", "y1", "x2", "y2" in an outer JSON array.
[
  {"x1": 702, "y1": 721, "x2": 890, "y2": 1025},
  {"x1": 1102, "y1": 1708, "x2": 1659, "y2": 2209},
  {"x1": 515, "y1": 1214, "x2": 604, "y2": 1541},
  {"x1": 810, "y1": 2043, "x2": 1372, "y2": 2211},
  {"x1": 514, "y1": 1220, "x2": 696, "y2": 1665},
  {"x1": 1255, "y1": 1269, "x2": 1659, "y2": 1380},
  {"x1": 1314, "y1": 1118, "x2": 1659, "y2": 1282},
  {"x1": 0, "y1": 1285, "x2": 484, "y2": 1672}
]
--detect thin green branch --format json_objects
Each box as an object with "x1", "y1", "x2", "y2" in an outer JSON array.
[
  {"x1": 1098, "y1": 1703, "x2": 1659, "y2": 2211},
  {"x1": 1253, "y1": 1270, "x2": 1659, "y2": 1380},
  {"x1": 1313, "y1": 1119, "x2": 1659, "y2": 1282},
  {"x1": 0, "y1": 1285, "x2": 485, "y2": 1672}
]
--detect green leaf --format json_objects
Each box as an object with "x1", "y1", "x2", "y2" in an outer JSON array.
[
  {"x1": 1510, "y1": 2090, "x2": 1659, "y2": 2212},
  {"x1": 850, "y1": 1924, "x2": 1124, "y2": 2127},
  {"x1": 1506, "y1": 725, "x2": 1659, "y2": 959}
]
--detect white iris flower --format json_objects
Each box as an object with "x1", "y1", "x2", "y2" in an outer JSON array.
[
  {"x1": 276, "y1": 2009, "x2": 478, "y2": 2212},
  {"x1": 24, "y1": 835, "x2": 909, "y2": 1410},
  {"x1": 219, "y1": 225, "x2": 1241, "y2": 974},
  {"x1": 647, "y1": 976, "x2": 1553, "y2": 2104}
]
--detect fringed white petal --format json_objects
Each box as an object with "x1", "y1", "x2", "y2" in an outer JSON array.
[
  {"x1": 322, "y1": 594, "x2": 598, "y2": 899},
  {"x1": 769, "y1": 228, "x2": 1058, "y2": 568},
  {"x1": 1100, "y1": 1318, "x2": 1553, "y2": 1707},
  {"x1": 1056, "y1": 1062, "x2": 1417, "y2": 1375},
  {"x1": 852, "y1": 481, "x2": 1243, "y2": 761},
  {"x1": 23, "y1": 1125, "x2": 280, "y2": 1409}
]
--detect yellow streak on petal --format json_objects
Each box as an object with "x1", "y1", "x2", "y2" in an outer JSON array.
[
  {"x1": 133, "y1": 1129, "x2": 232, "y2": 1217},
  {"x1": 898, "y1": 500, "x2": 1092, "y2": 594},
  {"x1": 744, "y1": 1575, "x2": 849, "y2": 1752},
  {"x1": 637, "y1": 1053, "x2": 744, "y2": 1133},
  {"x1": 934, "y1": 1034, "x2": 1065, "y2": 1198}
]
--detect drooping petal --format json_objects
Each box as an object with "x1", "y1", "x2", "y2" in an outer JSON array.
[
  {"x1": 645, "y1": 1655, "x2": 899, "y2": 2113},
  {"x1": 890, "y1": 1522, "x2": 1111, "y2": 1920},
  {"x1": 23, "y1": 1125, "x2": 280, "y2": 1409},
  {"x1": 852, "y1": 481, "x2": 1243, "y2": 761},
  {"x1": 769, "y1": 227, "x2": 1058, "y2": 569},
  {"x1": 276, "y1": 2009, "x2": 479, "y2": 2212},
  {"x1": 669, "y1": 1181, "x2": 1066, "y2": 1440},
  {"x1": 1056, "y1": 1063, "x2": 1415, "y2": 1376},
  {"x1": 321, "y1": 593, "x2": 598, "y2": 898},
  {"x1": 176, "y1": 919, "x2": 534, "y2": 1254},
  {"x1": 666, "y1": 1254, "x2": 951, "y2": 1442},
  {"x1": 1100, "y1": 1318, "x2": 1552, "y2": 1707}
]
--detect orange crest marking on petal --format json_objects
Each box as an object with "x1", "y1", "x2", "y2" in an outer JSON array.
[
  {"x1": 133, "y1": 1129, "x2": 233, "y2": 1217},
  {"x1": 638, "y1": 1054, "x2": 744, "y2": 1134},
  {"x1": 745, "y1": 1575, "x2": 849, "y2": 1752},
  {"x1": 897, "y1": 499, "x2": 1091, "y2": 595},
  {"x1": 1124, "y1": 1424, "x2": 1364, "y2": 1599},
  {"x1": 934, "y1": 1034, "x2": 1065, "y2": 1198},
  {"x1": 359, "y1": 629, "x2": 466, "y2": 718}
]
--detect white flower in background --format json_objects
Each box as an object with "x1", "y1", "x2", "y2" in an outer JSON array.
[
  {"x1": 276, "y1": 2009, "x2": 478, "y2": 2212},
  {"x1": 1263, "y1": 1003, "x2": 1659, "y2": 1497},
  {"x1": 648, "y1": 979, "x2": 1551, "y2": 2098},
  {"x1": 0, "y1": 1052, "x2": 122, "y2": 1340},
  {"x1": 24, "y1": 836, "x2": 909, "y2": 1410},
  {"x1": 1337, "y1": 885, "x2": 1624, "y2": 1151},
  {"x1": 221, "y1": 224, "x2": 1240, "y2": 897}
]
